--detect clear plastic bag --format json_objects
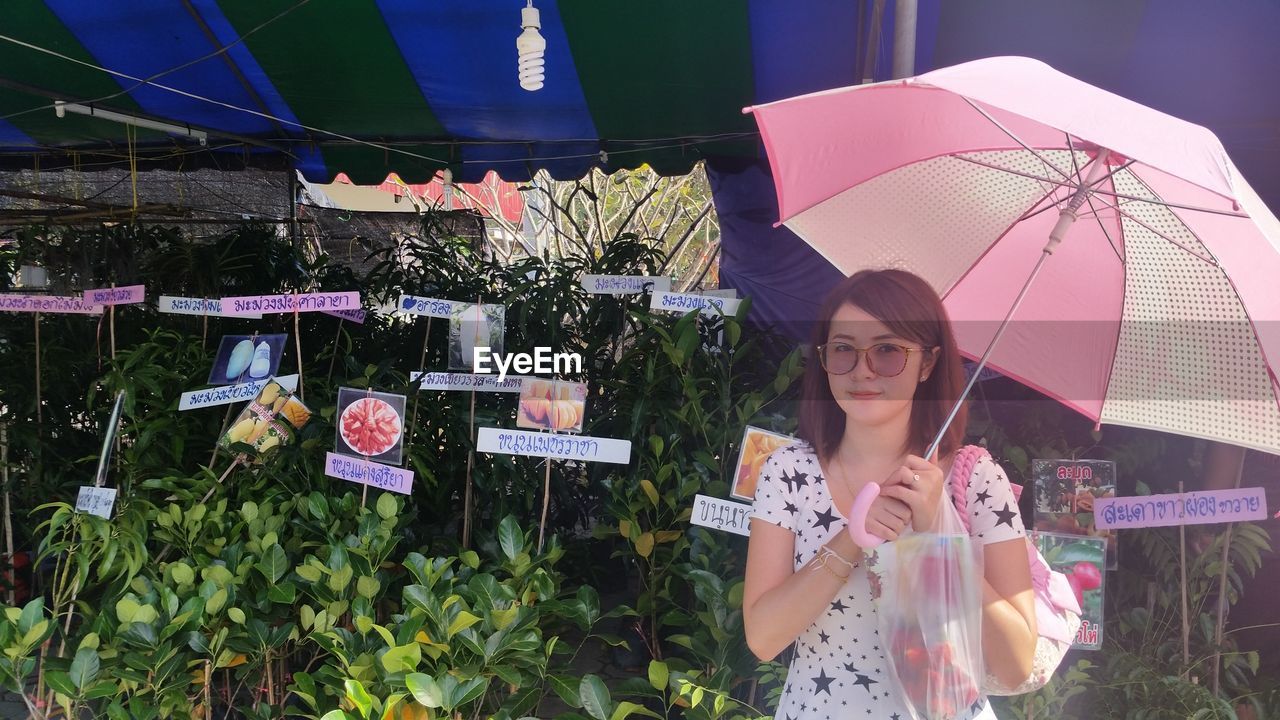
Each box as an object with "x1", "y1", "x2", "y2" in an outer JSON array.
[{"x1": 867, "y1": 498, "x2": 985, "y2": 720}]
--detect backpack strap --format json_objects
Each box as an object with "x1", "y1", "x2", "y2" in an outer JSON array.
[{"x1": 947, "y1": 444, "x2": 991, "y2": 534}]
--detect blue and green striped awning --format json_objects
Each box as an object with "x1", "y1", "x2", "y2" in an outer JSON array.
[{"x1": 0, "y1": 1, "x2": 868, "y2": 183}]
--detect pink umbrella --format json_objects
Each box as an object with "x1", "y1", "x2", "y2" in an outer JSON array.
[{"x1": 745, "y1": 56, "x2": 1280, "y2": 456}]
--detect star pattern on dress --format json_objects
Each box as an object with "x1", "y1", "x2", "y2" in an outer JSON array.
[
  {"x1": 760, "y1": 441, "x2": 1006, "y2": 717},
  {"x1": 812, "y1": 505, "x2": 840, "y2": 531},
  {"x1": 994, "y1": 502, "x2": 1017, "y2": 528},
  {"x1": 810, "y1": 668, "x2": 835, "y2": 695},
  {"x1": 781, "y1": 468, "x2": 810, "y2": 493}
]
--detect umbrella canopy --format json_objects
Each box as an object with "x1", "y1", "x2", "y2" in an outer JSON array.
[
  {"x1": 0, "y1": 1, "x2": 867, "y2": 183},
  {"x1": 746, "y1": 56, "x2": 1280, "y2": 454}
]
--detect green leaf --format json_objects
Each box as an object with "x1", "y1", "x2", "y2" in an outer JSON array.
[
  {"x1": 406, "y1": 673, "x2": 444, "y2": 708},
  {"x1": 447, "y1": 610, "x2": 482, "y2": 637},
  {"x1": 319, "y1": 711, "x2": 350, "y2": 720},
  {"x1": 579, "y1": 675, "x2": 611, "y2": 720},
  {"x1": 344, "y1": 679, "x2": 372, "y2": 718},
  {"x1": 380, "y1": 643, "x2": 422, "y2": 673},
  {"x1": 169, "y1": 562, "x2": 195, "y2": 586},
  {"x1": 460, "y1": 550, "x2": 480, "y2": 569},
  {"x1": 228, "y1": 608, "x2": 246, "y2": 625},
  {"x1": 115, "y1": 596, "x2": 141, "y2": 624},
  {"x1": 268, "y1": 582, "x2": 296, "y2": 605},
  {"x1": 241, "y1": 501, "x2": 259, "y2": 523},
  {"x1": 44, "y1": 670, "x2": 76, "y2": 697},
  {"x1": 548, "y1": 675, "x2": 582, "y2": 708},
  {"x1": 647, "y1": 660, "x2": 668, "y2": 691},
  {"x1": 498, "y1": 515, "x2": 524, "y2": 560},
  {"x1": 376, "y1": 492, "x2": 397, "y2": 520},
  {"x1": 205, "y1": 588, "x2": 227, "y2": 616},
  {"x1": 69, "y1": 648, "x2": 100, "y2": 690},
  {"x1": 296, "y1": 564, "x2": 322, "y2": 583},
  {"x1": 357, "y1": 575, "x2": 380, "y2": 599},
  {"x1": 611, "y1": 701, "x2": 662, "y2": 720},
  {"x1": 17, "y1": 598, "x2": 44, "y2": 635},
  {"x1": 256, "y1": 544, "x2": 289, "y2": 584}
]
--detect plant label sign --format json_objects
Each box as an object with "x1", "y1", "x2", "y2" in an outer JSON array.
[
  {"x1": 179, "y1": 375, "x2": 299, "y2": 411},
  {"x1": 1033, "y1": 459, "x2": 1118, "y2": 570},
  {"x1": 650, "y1": 291, "x2": 742, "y2": 317},
  {"x1": 1094, "y1": 487, "x2": 1267, "y2": 530},
  {"x1": 410, "y1": 371, "x2": 530, "y2": 393},
  {"x1": 476, "y1": 427, "x2": 631, "y2": 464},
  {"x1": 324, "y1": 452, "x2": 413, "y2": 495},
  {"x1": 0, "y1": 294, "x2": 103, "y2": 314},
  {"x1": 1032, "y1": 531, "x2": 1106, "y2": 650},
  {"x1": 335, "y1": 388, "x2": 407, "y2": 466},
  {"x1": 398, "y1": 294, "x2": 461, "y2": 318},
  {"x1": 76, "y1": 486, "x2": 117, "y2": 519},
  {"x1": 220, "y1": 291, "x2": 361, "y2": 316},
  {"x1": 581, "y1": 275, "x2": 672, "y2": 295},
  {"x1": 84, "y1": 285, "x2": 145, "y2": 305},
  {"x1": 158, "y1": 295, "x2": 262, "y2": 318},
  {"x1": 321, "y1": 308, "x2": 367, "y2": 324},
  {"x1": 690, "y1": 494, "x2": 751, "y2": 536}
]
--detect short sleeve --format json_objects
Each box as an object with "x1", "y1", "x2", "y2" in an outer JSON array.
[
  {"x1": 750, "y1": 450, "x2": 799, "y2": 533},
  {"x1": 965, "y1": 456, "x2": 1026, "y2": 545}
]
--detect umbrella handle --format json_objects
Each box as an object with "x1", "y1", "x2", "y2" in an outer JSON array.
[{"x1": 846, "y1": 482, "x2": 886, "y2": 548}]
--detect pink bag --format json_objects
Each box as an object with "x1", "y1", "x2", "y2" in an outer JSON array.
[{"x1": 948, "y1": 445, "x2": 1082, "y2": 695}]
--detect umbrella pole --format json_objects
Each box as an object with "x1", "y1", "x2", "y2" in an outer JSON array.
[{"x1": 926, "y1": 151, "x2": 1111, "y2": 458}]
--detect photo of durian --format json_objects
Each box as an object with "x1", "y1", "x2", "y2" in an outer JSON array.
[
  {"x1": 217, "y1": 378, "x2": 312, "y2": 461},
  {"x1": 517, "y1": 379, "x2": 587, "y2": 433},
  {"x1": 730, "y1": 426, "x2": 797, "y2": 501},
  {"x1": 208, "y1": 333, "x2": 288, "y2": 385}
]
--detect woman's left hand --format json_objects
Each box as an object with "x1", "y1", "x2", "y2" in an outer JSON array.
[{"x1": 878, "y1": 452, "x2": 945, "y2": 531}]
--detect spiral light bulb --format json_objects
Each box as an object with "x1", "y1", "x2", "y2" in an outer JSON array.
[{"x1": 516, "y1": 5, "x2": 546, "y2": 91}]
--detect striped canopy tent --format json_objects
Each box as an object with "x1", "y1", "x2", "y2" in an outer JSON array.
[{"x1": 0, "y1": 1, "x2": 874, "y2": 184}]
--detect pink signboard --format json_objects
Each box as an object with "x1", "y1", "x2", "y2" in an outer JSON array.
[
  {"x1": 83, "y1": 285, "x2": 146, "y2": 305},
  {"x1": 221, "y1": 291, "x2": 361, "y2": 316},
  {"x1": 1094, "y1": 487, "x2": 1267, "y2": 529},
  {"x1": 0, "y1": 294, "x2": 103, "y2": 314}
]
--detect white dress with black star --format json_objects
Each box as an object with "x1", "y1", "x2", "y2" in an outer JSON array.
[{"x1": 750, "y1": 442, "x2": 1025, "y2": 720}]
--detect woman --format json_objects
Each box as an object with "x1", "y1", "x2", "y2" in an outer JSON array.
[{"x1": 743, "y1": 269, "x2": 1038, "y2": 719}]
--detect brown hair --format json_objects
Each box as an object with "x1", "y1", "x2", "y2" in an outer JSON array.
[{"x1": 797, "y1": 269, "x2": 968, "y2": 462}]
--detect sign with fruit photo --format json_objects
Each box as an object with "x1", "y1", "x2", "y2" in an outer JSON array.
[
  {"x1": 335, "y1": 388, "x2": 408, "y2": 466},
  {"x1": 730, "y1": 426, "x2": 797, "y2": 501},
  {"x1": 1032, "y1": 531, "x2": 1106, "y2": 650},
  {"x1": 1033, "y1": 458, "x2": 1118, "y2": 570},
  {"x1": 218, "y1": 378, "x2": 312, "y2": 461},
  {"x1": 517, "y1": 379, "x2": 587, "y2": 433}
]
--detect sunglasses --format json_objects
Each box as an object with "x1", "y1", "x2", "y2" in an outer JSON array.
[{"x1": 816, "y1": 341, "x2": 928, "y2": 377}]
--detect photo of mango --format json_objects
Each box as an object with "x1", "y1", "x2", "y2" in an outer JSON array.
[
  {"x1": 517, "y1": 379, "x2": 588, "y2": 433},
  {"x1": 730, "y1": 426, "x2": 797, "y2": 501},
  {"x1": 217, "y1": 378, "x2": 312, "y2": 462}
]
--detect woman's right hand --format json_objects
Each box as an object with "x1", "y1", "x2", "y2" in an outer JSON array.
[{"x1": 862, "y1": 492, "x2": 913, "y2": 542}]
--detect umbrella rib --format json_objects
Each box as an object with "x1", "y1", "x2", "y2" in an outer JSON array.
[
  {"x1": 960, "y1": 96, "x2": 1073, "y2": 181},
  {"x1": 1087, "y1": 192, "x2": 1219, "y2": 267}
]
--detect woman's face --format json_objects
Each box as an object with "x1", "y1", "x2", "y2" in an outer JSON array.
[{"x1": 823, "y1": 303, "x2": 937, "y2": 431}]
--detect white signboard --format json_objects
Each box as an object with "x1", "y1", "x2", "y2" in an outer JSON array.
[
  {"x1": 179, "y1": 375, "x2": 300, "y2": 411},
  {"x1": 690, "y1": 494, "x2": 752, "y2": 536},
  {"x1": 76, "y1": 486, "x2": 118, "y2": 519},
  {"x1": 476, "y1": 427, "x2": 631, "y2": 464}
]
